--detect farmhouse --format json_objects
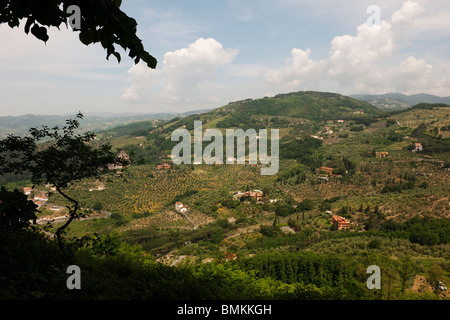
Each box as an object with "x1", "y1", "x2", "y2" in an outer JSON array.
[
  {"x1": 324, "y1": 126, "x2": 333, "y2": 134},
  {"x1": 108, "y1": 150, "x2": 131, "y2": 170},
  {"x1": 412, "y1": 143, "x2": 423, "y2": 152},
  {"x1": 33, "y1": 192, "x2": 48, "y2": 202},
  {"x1": 157, "y1": 163, "x2": 172, "y2": 170},
  {"x1": 331, "y1": 215, "x2": 352, "y2": 230},
  {"x1": 175, "y1": 202, "x2": 188, "y2": 213},
  {"x1": 241, "y1": 190, "x2": 264, "y2": 201},
  {"x1": 318, "y1": 166, "x2": 334, "y2": 175},
  {"x1": 23, "y1": 187, "x2": 32, "y2": 195},
  {"x1": 223, "y1": 251, "x2": 237, "y2": 262}
]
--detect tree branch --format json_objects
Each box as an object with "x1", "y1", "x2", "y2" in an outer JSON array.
[{"x1": 54, "y1": 185, "x2": 79, "y2": 250}]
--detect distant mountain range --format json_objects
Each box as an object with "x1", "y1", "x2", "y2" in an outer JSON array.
[
  {"x1": 350, "y1": 93, "x2": 450, "y2": 110},
  {"x1": 0, "y1": 109, "x2": 210, "y2": 138}
]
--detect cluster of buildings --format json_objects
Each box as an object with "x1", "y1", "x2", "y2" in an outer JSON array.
[
  {"x1": 157, "y1": 163, "x2": 172, "y2": 170},
  {"x1": 311, "y1": 121, "x2": 342, "y2": 140},
  {"x1": 23, "y1": 188, "x2": 48, "y2": 209},
  {"x1": 233, "y1": 190, "x2": 264, "y2": 202},
  {"x1": 326, "y1": 120, "x2": 345, "y2": 124}
]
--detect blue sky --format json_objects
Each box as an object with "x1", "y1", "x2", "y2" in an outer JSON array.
[{"x1": 0, "y1": 0, "x2": 449, "y2": 116}]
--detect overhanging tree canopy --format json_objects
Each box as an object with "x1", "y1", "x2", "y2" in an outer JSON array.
[{"x1": 0, "y1": 0, "x2": 157, "y2": 68}]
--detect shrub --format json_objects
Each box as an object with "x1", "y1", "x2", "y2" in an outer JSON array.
[
  {"x1": 368, "y1": 238, "x2": 382, "y2": 249},
  {"x1": 0, "y1": 187, "x2": 37, "y2": 231}
]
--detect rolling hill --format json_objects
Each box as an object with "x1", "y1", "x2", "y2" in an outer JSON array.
[
  {"x1": 33, "y1": 92, "x2": 449, "y2": 224},
  {"x1": 100, "y1": 90, "x2": 382, "y2": 139},
  {"x1": 351, "y1": 93, "x2": 450, "y2": 111},
  {"x1": 2, "y1": 90, "x2": 450, "y2": 301}
]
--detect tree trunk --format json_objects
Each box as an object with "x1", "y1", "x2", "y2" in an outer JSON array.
[{"x1": 54, "y1": 187, "x2": 79, "y2": 250}]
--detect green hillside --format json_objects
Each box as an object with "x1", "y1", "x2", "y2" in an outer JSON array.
[
  {"x1": 94, "y1": 91, "x2": 383, "y2": 166},
  {"x1": 212, "y1": 91, "x2": 380, "y2": 129},
  {"x1": 222, "y1": 91, "x2": 380, "y2": 117},
  {"x1": 2, "y1": 92, "x2": 449, "y2": 301}
]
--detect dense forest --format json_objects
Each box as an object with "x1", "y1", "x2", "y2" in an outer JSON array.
[{"x1": 2, "y1": 226, "x2": 447, "y2": 300}]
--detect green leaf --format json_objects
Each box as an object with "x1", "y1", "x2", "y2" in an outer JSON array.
[
  {"x1": 111, "y1": 51, "x2": 121, "y2": 63},
  {"x1": 79, "y1": 30, "x2": 96, "y2": 45},
  {"x1": 30, "y1": 24, "x2": 49, "y2": 42},
  {"x1": 24, "y1": 18, "x2": 35, "y2": 34},
  {"x1": 8, "y1": 18, "x2": 20, "y2": 28}
]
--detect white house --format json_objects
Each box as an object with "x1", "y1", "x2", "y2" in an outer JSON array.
[
  {"x1": 175, "y1": 202, "x2": 188, "y2": 213},
  {"x1": 33, "y1": 192, "x2": 49, "y2": 202}
]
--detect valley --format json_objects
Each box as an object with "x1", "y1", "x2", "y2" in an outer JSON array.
[{"x1": 2, "y1": 90, "x2": 449, "y2": 300}]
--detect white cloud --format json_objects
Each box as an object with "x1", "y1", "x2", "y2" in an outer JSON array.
[
  {"x1": 3, "y1": 0, "x2": 448, "y2": 117},
  {"x1": 121, "y1": 37, "x2": 238, "y2": 108},
  {"x1": 399, "y1": 56, "x2": 432, "y2": 75},
  {"x1": 121, "y1": 0, "x2": 450, "y2": 112},
  {"x1": 391, "y1": 0, "x2": 426, "y2": 29},
  {"x1": 393, "y1": 56, "x2": 434, "y2": 93},
  {"x1": 267, "y1": 48, "x2": 327, "y2": 90},
  {"x1": 328, "y1": 21, "x2": 395, "y2": 77},
  {"x1": 262, "y1": 0, "x2": 450, "y2": 96}
]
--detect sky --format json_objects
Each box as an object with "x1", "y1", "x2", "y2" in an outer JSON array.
[{"x1": 0, "y1": 0, "x2": 449, "y2": 116}]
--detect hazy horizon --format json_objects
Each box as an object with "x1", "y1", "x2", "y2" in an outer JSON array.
[
  {"x1": 1, "y1": 90, "x2": 450, "y2": 118},
  {"x1": 1, "y1": 0, "x2": 449, "y2": 117}
]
